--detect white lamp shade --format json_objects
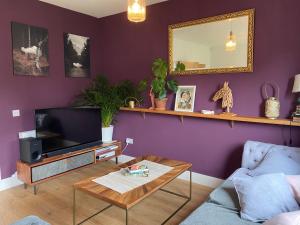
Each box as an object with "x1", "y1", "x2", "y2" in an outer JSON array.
[{"x1": 293, "y1": 74, "x2": 300, "y2": 93}]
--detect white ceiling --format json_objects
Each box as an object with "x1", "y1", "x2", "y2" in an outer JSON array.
[{"x1": 39, "y1": 0, "x2": 168, "y2": 18}]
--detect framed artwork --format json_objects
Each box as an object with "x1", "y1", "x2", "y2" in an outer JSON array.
[
  {"x1": 174, "y1": 86, "x2": 196, "y2": 112},
  {"x1": 11, "y1": 22, "x2": 49, "y2": 76},
  {"x1": 64, "y1": 33, "x2": 90, "y2": 78}
]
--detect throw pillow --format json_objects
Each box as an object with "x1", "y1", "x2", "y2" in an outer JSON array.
[
  {"x1": 262, "y1": 211, "x2": 300, "y2": 225},
  {"x1": 232, "y1": 173, "x2": 299, "y2": 222},
  {"x1": 248, "y1": 150, "x2": 300, "y2": 176},
  {"x1": 287, "y1": 176, "x2": 300, "y2": 204}
]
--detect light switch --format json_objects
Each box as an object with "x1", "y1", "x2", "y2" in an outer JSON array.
[{"x1": 12, "y1": 109, "x2": 20, "y2": 117}]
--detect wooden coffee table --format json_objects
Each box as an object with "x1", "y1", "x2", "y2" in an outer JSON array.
[{"x1": 73, "y1": 155, "x2": 192, "y2": 225}]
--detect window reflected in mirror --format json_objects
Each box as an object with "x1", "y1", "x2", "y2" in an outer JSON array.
[{"x1": 169, "y1": 9, "x2": 254, "y2": 75}]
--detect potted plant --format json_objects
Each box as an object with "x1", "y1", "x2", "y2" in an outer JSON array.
[
  {"x1": 74, "y1": 75, "x2": 147, "y2": 143},
  {"x1": 175, "y1": 61, "x2": 186, "y2": 72},
  {"x1": 151, "y1": 58, "x2": 178, "y2": 110}
]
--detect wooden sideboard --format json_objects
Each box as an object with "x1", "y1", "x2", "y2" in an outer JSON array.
[{"x1": 17, "y1": 141, "x2": 122, "y2": 194}]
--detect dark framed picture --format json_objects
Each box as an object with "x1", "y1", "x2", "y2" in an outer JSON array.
[
  {"x1": 64, "y1": 33, "x2": 90, "y2": 78},
  {"x1": 11, "y1": 22, "x2": 49, "y2": 76}
]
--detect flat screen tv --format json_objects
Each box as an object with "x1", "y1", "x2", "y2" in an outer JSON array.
[{"x1": 35, "y1": 107, "x2": 102, "y2": 157}]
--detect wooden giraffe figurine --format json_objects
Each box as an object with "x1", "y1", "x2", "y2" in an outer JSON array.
[{"x1": 212, "y1": 81, "x2": 235, "y2": 115}]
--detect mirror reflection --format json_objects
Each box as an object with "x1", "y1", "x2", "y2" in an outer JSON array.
[{"x1": 169, "y1": 9, "x2": 254, "y2": 75}]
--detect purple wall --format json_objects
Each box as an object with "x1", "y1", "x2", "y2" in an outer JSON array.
[
  {"x1": 1, "y1": 0, "x2": 300, "y2": 180},
  {"x1": 0, "y1": 0, "x2": 100, "y2": 179},
  {"x1": 97, "y1": 0, "x2": 300, "y2": 178}
]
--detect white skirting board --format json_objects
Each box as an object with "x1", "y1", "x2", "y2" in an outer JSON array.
[
  {"x1": 0, "y1": 155, "x2": 223, "y2": 192},
  {"x1": 0, "y1": 172, "x2": 23, "y2": 192},
  {"x1": 177, "y1": 171, "x2": 224, "y2": 188},
  {"x1": 115, "y1": 154, "x2": 136, "y2": 164}
]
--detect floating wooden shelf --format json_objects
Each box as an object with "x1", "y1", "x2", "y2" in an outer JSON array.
[{"x1": 120, "y1": 107, "x2": 300, "y2": 127}]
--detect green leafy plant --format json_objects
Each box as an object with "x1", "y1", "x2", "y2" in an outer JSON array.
[
  {"x1": 175, "y1": 61, "x2": 186, "y2": 72},
  {"x1": 74, "y1": 75, "x2": 147, "y2": 127},
  {"x1": 116, "y1": 79, "x2": 148, "y2": 104},
  {"x1": 151, "y1": 58, "x2": 178, "y2": 99}
]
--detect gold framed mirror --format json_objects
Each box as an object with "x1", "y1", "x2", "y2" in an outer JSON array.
[{"x1": 169, "y1": 9, "x2": 255, "y2": 75}]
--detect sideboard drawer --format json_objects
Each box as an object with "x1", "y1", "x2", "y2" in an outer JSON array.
[{"x1": 31, "y1": 151, "x2": 94, "y2": 182}]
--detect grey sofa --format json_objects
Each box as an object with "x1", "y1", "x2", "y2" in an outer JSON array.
[
  {"x1": 180, "y1": 141, "x2": 300, "y2": 225},
  {"x1": 11, "y1": 216, "x2": 50, "y2": 225}
]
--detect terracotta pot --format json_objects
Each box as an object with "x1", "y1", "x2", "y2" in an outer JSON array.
[{"x1": 154, "y1": 98, "x2": 168, "y2": 110}]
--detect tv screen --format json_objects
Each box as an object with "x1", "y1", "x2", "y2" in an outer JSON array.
[{"x1": 35, "y1": 107, "x2": 102, "y2": 155}]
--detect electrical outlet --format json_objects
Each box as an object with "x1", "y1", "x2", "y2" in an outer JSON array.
[
  {"x1": 12, "y1": 109, "x2": 20, "y2": 117},
  {"x1": 126, "y1": 138, "x2": 134, "y2": 145}
]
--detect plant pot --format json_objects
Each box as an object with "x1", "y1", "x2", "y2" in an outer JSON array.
[
  {"x1": 102, "y1": 125, "x2": 114, "y2": 143},
  {"x1": 154, "y1": 98, "x2": 168, "y2": 110}
]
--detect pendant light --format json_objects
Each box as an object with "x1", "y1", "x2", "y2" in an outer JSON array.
[
  {"x1": 225, "y1": 19, "x2": 237, "y2": 51},
  {"x1": 127, "y1": 0, "x2": 146, "y2": 23}
]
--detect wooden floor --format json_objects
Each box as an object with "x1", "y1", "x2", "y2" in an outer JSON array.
[{"x1": 0, "y1": 161, "x2": 212, "y2": 225}]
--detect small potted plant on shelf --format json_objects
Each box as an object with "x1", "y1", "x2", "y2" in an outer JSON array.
[
  {"x1": 150, "y1": 58, "x2": 179, "y2": 110},
  {"x1": 74, "y1": 75, "x2": 147, "y2": 143},
  {"x1": 175, "y1": 61, "x2": 186, "y2": 72}
]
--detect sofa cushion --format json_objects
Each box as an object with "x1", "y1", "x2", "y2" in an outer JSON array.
[
  {"x1": 208, "y1": 179, "x2": 240, "y2": 211},
  {"x1": 233, "y1": 173, "x2": 299, "y2": 222},
  {"x1": 248, "y1": 150, "x2": 300, "y2": 176},
  {"x1": 208, "y1": 169, "x2": 249, "y2": 211},
  {"x1": 180, "y1": 202, "x2": 258, "y2": 225},
  {"x1": 262, "y1": 211, "x2": 300, "y2": 225},
  {"x1": 11, "y1": 216, "x2": 50, "y2": 225},
  {"x1": 287, "y1": 175, "x2": 300, "y2": 204}
]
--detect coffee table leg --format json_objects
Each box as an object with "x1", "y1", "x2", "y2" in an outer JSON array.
[
  {"x1": 73, "y1": 188, "x2": 76, "y2": 225},
  {"x1": 125, "y1": 208, "x2": 128, "y2": 225},
  {"x1": 159, "y1": 167, "x2": 192, "y2": 225}
]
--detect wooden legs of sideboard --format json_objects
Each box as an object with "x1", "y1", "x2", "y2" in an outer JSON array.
[
  {"x1": 24, "y1": 184, "x2": 38, "y2": 195},
  {"x1": 33, "y1": 185, "x2": 38, "y2": 195},
  {"x1": 115, "y1": 156, "x2": 118, "y2": 165}
]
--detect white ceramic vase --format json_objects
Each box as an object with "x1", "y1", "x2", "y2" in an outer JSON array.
[{"x1": 102, "y1": 125, "x2": 114, "y2": 143}]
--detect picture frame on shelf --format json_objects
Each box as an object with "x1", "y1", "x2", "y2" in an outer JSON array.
[{"x1": 174, "y1": 86, "x2": 196, "y2": 112}]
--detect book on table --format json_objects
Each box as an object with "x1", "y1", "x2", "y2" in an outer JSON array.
[{"x1": 121, "y1": 164, "x2": 149, "y2": 177}]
